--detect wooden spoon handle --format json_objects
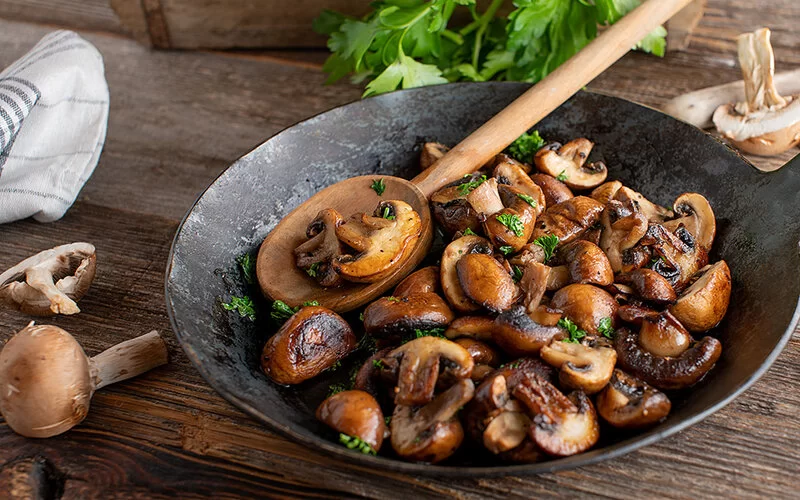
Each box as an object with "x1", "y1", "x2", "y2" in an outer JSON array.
[{"x1": 411, "y1": 0, "x2": 695, "y2": 198}]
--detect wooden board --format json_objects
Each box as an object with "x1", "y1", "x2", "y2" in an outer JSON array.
[{"x1": 0, "y1": 0, "x2": 799, "y2": 497}]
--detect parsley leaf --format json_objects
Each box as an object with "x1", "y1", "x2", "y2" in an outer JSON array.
[
  {"x1": 237, "y1": 254, "x2": 256, "y2": 284},
  {"x1": 306, "y1": 262, "x2": 320, "y2": 277},
  {"x1": 558, "y1": 317, "x2": 587, "y2": 343},
  {"x1": 373, "y1": 359, "x2": 385, "y2": 369},
  {"x1": 222, "y1": 296, "x2": 256, "y2": 321},
  {"x1": 598, "y1": 317, "x2": 615, "y2": 339},
  {"x1": 270, "y1": 300, "x2": 319, "y2": 323},
  {"x1": 512, "y1": 265, "x2": 524, "y2": 283},
  {"x1": 340, "y1": 433, "x2": 377, "y2": 455},
  {"x1": 496, "y1": 213, "x2": 524, "y2": 237},
  {"x1": 517, "y1": 193, "x2": 538, "y2": 207},
  {"x1": 507, "y1": 130, "x2": 545, "y2": 163},
  {"x1": 499, "y1": 245, "x2": 514, "y2": 256},
  {"x1": 458, "y1": 174, "x2": 488, "y2": 195},
  {"x1": 414, "y1": 327, "x2": 446, "y2": 339},
  {"x1": 463, "y1": 227, "x2": 477, "y2": 236},
  {"x1": 556, "y1": 170, "x2": 568, "y2": 182},
  {"x1": 371, "y1": 178, "x2": 386, "y2": 196},
  {"x1": 533, "y1": 234, "x2": 559, "y2": 263},
  {"x1": 328, "y1": 383, "x2": 348, "y2": 397}
]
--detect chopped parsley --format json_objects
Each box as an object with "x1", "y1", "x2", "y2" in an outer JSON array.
[
  {"x1": 533, "y1": 234, "x2": 559, "y2": 263},
  {"x1": 556, "y1": 170, "x2": 569, "y2": 182},
  {"x1": 381, "y1": 206, "x2": 395, "y2": 220},
  {"x1": 357, "y1": 333, "x2": 377, "y2": 353},
  {"x1": 507, "y1": 131, "x2": 545, "y2": 164},
  {"x1": 237, "y1": 253, "x2": 256, "y2": 284},
  {"x1": 339, "y1": 433, "x2": 376, "y2": 455},
  {"x1": 326, "y1": 360, "x2": 342, "y2": 372},
  {"x1": 462, "y1": 228, "x2": 477, "y2": 236},
  {"x1": 558, "y1": 318, "x2": 587, "y2": 344},
  {"x1": 415, "y1": 327, "x2": 446, "y2": 339},
  {"x1": 458, "y1": 174, "x2": 488, "y2": 196},
  {"x1": 327, "y1": 383, "x2": 348, "y2": 397},
  {"x1": 499, "y1": 245, "x2": 514, "y2": 256},
  {"x1": 504, "y1": 360, "x2": 522, "y2": 369},
  {"x1": 384, "y1": 416, "x2": 392, "y2": 426},
  {"x1": 496, "y1": 213, "x2": 524, "y2": 237},
  {"x1": 359, "y1": 312, "x2": 365, "y2": 322},
  {"x1": 598, "y1": 317, "x2": 615, "y2": 339},
  {"x1": 512, "y1": 265, "x2": 524, "y2": 283},
  {"x1": 306, "y1": 262, "x2": 320, "y2": 278},
  {"x1": 386, "y1": 296, "x2": 401, "y2": 302},
  {"x1": 222, "y1": 296, "x2": 256, "y2": 321},
  {"x1": 304, "y1": 300, "x2": 320, "y2": 307},
  {"x1": 370, "y1": 178, "x2": 386, "y2": 196},
  {"x1": 372, "y1": 359, "x2": 385, "y2": 369},
  {"x1": 270, "y1": 300, "x2": 319, "y2": 323},
  {"x1": 517, "y1": 193, "x2": 538, "y2": 208}
]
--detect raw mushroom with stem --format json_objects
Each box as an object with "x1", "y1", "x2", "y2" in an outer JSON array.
[
  {"x1": 0, "y1": 243, "x2": 97, "y2": 316},
  {"x1": 0, "y1": 323, "x2": 168, "y2": 438},
  {"x1": 713, "y1": 28, "x2": 800, "y2": 156}
]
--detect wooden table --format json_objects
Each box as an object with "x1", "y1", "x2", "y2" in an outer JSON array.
[{"x1": 1, "y1": 1, "x2": 798, "y2": 498}]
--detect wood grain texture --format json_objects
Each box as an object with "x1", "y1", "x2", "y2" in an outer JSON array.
[{"x1": 0, "y1": 1, "x2": 799, "y2": 497}]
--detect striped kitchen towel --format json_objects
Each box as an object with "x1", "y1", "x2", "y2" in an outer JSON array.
[{"x1": 0, "y1": 30, "x2": 109, "y2": 224}]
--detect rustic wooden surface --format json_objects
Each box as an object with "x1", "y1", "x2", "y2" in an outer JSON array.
[{"x1": 0, "y1": 1, "x2": 799, "y2": 498}]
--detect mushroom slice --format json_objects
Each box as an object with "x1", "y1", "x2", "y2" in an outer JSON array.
[
  {"x1": 441, "y1": 235, "x2": 493, "y2": 312},
  {"x1": 618, "y1": 303, "x2": 660, "y2": 326},
  {"x1": 618, "y1": 268, "x2": 677, "y2": 304},
  {"x1": 519, "y1": 261, "x2": 550, "y2": 314},
  {"x1": 531, "y1": 196, "x2": 605, "y2": 246},
  {"x1": 663, "y1": 193, "x2": 716, "y2": 251},
  {"x1": 638, "y1": 310, "x2": 693, "y2": 358},
  {"x1": 534, "y1": 139, "x2": 607, "y2": 190},
  {"x1": 444, "y1": 316, "x2": 495, "y2": 341},
  {"x1": 613, "y1": 186, "x2": 672, "y2": 223},
  {"x1": 669, "y1": 261, "x2": 732, "y2": 332},
  {"x1": 640, "y1": 223, "x2": 709, "y2": 292},
  {"x1": 317, "y1": 390, "x2": 386, "y2": 452},
  {"x1": 294, "y1": 209, "x2": 345, "y2": 287},
  {"x1": 390, "y1": 379, "x2": 474, "y2": 464},
  {"x1": 363, "y1": 292, "x2": 454, "y2": 338},
  {"x1": 454, "y1": 338, "x2": 501, "y2": 383},
  {"x1": 559, "y1": 240, "x2": 614, "y2": 287},
  {"x1": 0, "y1": 243, "x2": 97, "y2": 316},
  {"x1": 261, "y1": 306, "x2": 356, "y2": 385},
  {"x1": 591, "y1": 181, "x2": 622, "y2": 205},
  {"x1": 333, "y1": 200, "x2": 422, "y2": 283},
  {"x1": 540, "y1": 337, "x2": 617, "y2": 394},
  {"x1": 484, "y1": 185, "x2": 538, "y2": 253},
  {"x1": 513, "y1": 373, "x2": 599, "y2": 457},
  {"x1": 614, "y1": 327, "x2": 722, "y2": 390},
  {"x1": 530, "y1": 173, "x2": 573, "y2": 207},
  {"x1": 551, "y1": 284, "x2": 618, "y2": 336},
  {"x1": 420, "y1": 142, "x2": 449, "y2": 170},
  {"x1": 457, "y1": 253, "x2": 520, "y2": 313},
  {"x1": 430, "y1": 183, "x2": 481, "y2": 236},
  {"x1": 380, "y1": 336, "x2": 473, "y2": 406},
  {"x1": 596, "y1": 369, "x2": 671, "y2": 429},
  {"x1": 599, "y1": 200, "x2": 649, "y2": 273},
  {"x1": 353, "y1": 347, "x2": 394, "y2": 402},
  {"x1": 713, "y1": 28, "x2": 800, "y2": 156},
  {"x1": 466, "y1": 177, "x2": 504, "y2": 216},
  {"x1": 393, "y1": 265, "x2": 441, "y2": 297},
  {"x1": 493, "y1": 306, "x2": 565, "y2": 356},
  {"x1": 493, "y1": 158, "x2": 546, "y2": 215}
]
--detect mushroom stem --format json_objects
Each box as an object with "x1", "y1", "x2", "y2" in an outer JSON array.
[
  {"x1": 91, "y1": 331, "x2": 168, "y2": 390},
  {"x1": 737, "y1": 29, "x2": 785, "y2": 114}
]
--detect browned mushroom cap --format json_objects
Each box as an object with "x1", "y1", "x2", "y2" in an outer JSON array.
[
  {"x1": 483, "y1": 185, "x2": 538, "y2": 253},
  {"x1": 363, "y1": 293, "x2": 454, "y2": 338},
  {"x1": 596, "y1": 369, "x2": 671, "y2": 429},
  {"x1": 430, "y1": 182, "x2": 482, "y2": 236},
  {"x1": 638, "y1": 310, "x2": 693, "y2": 357},
  {"x1": 420, "y1": 142, "x2": 449, "y2": 170},
  {"x1": 618, "y1": 303, "x2": 660, "y2": 326},
  {"x1": 551, "y1": 284, "x2": 618, "y2": 336},
  {"x1": 599, "y1": 200, "x2": 649, "y2": 273},
  {"x1": 663, "y1": 193, "x2": 716, "y2": 252},
  {"x1": 394, "y1": 266, "x2": 441, "y2": 297},
  {"x1": 618, "y1": 268, "x2": 677, "y2": 304},
  {"x1": 0, "y1": 243, "x2": 97, "y2": 316},
  {"x1": 534, "y1": 139, "x2": 607, "y2": 190},
  {"x1": 530, "y1": 173, "x2": 573, "y2": 207},
  {"x1": 454, "y1": 338, "x2": 501, "y2": 367},
  {"x1": 639, "y1": 223, "x2": 709, "y2": 292},
  {"x1": 391, "y1": 378, "x2": 474, "y2": 463},
  {"x1": 493, "y1": 306, "x2": 565, "y2": 356},
  {"x1": 261, "y1": 306, "x2": 356, "y2": 385},
  {"x1": 493, "y1": 157, "x2": 546, "y2": 216},
  {"x1": 591, "y1": 180, "x2": 622, "y2": 205},
  {"x1": 441, "y1": 235, "x2": 493, "y2": 313},
  {"x1": 513, "y1": 372, "x2": 599, "y2": 456},
  {"x1": 614, "y1": 327, "x2": 722, "y2": 390},
  {"x1": 444, "y1": 316, "x2": 495, "y2": 341},
  {"x1": 456, "y1": 254, "x2": 520, "y2": 313},
  {"x1": 519, "y1": 261, "x2": 549, "y2": 313},
  {"x1": 333, "y1": 200, "x2": 422, "y2": 283},
  {"x1": 669, "y1": 261, "x2": 732, "y2": 332},
  {"x1": 614, "y1": 186, "x2": 672, "y2": 223},
  {"x1": 379, "y1": 336, "x2": 473, "y2": 406},
  {"x1": 540, "y1": 336, "x2": 617, "y2": 395},
  {"x1": 317, "y1": 390, "x2": 386, "y2": 452},
  {"x1": 558, "y1": 240, "x2": 614, "y2": 287},
  {"x1": 531, "y1": 196, "x2": 605, "y2": 246},
  {"x1": 294, "y1": 209, "x2": 345, "y2": 287}
]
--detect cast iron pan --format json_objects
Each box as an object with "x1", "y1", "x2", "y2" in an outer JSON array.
[{"x1": 165, "y1": 83, "x2": 800, "y2": 476}]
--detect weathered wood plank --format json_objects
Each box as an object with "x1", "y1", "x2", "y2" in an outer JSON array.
[{"x1": 0, "y1": 0, "x2": 125, "y2": 34}]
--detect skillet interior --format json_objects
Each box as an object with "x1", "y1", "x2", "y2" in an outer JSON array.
[{"x1": 166, "y1": 83, "x2": 800, "y2": 476}]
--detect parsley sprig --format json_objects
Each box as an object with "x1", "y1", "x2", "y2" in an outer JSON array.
[
  {"x1": 371, "y1": 178, "x2": 386, "y2": 196},
  {"x1": 496, "y1": 213, "x2": 524, "y2": 237},
  {"x1": 458, "y1": 174, "x2": 488, "y2": 196},
  {"x1": 270, "y1": 300, "x2": 320, "y2": 323},
  {"x1": 237, "y1": 253, "x2": 256, "y2": 284},
  {"x1": 516, "y1": 193, "x2": 537, "y2": 208},
  {"x1": 339, "y1": 433, "x2": 377, "y2": 455},
  {"x1": 507, "y1": 131, "x2": 545, "y2": 164},
  {"x1": 533, "y1": 234, "x2": 559, "y2": 263},
  {"x1": 222, "y1": 296, "x2": 256, "y2": 321},
  {"x1": 558, "y1": 317, "x2": 587, "y2": 344},
  {"x1": 598, "y1": 317, "x2": 615, "y2": 339}
]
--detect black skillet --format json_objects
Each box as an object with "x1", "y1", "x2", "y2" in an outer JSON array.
[{"x1": 165, "y1": 83, "x2": 800, "y2": 476}]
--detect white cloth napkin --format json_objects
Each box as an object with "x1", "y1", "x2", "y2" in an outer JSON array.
[{"x1": 0, "y1": 30, "x2": 109, "y2": 224}]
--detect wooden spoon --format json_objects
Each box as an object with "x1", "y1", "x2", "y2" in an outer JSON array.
[{"x1": 258, "y1": 0, "x2": 694, "y2": 313}]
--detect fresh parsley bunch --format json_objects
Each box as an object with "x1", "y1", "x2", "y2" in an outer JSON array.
[{"x1": 314, "y1": 0, "x2": 667, "y2": 97}]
